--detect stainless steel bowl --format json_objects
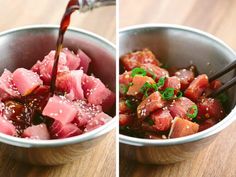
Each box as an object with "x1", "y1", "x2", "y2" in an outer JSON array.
[
  {"x1": 119, "y1": 24, "x2": 236, "y2": 164},
  {"x1": 0, "y1": 25, "x2": 116, "y2": 165}
]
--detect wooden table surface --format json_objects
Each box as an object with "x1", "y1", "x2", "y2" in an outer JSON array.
[
  {"x1": 0, "y1": 1, "x2": 116, "y2": 177},
  {"x1": 119, "y1": 0, "x2": 236, "y2": 177}
]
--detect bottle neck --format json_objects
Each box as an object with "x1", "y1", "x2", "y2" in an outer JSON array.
[{"x1": 79, "y1": 0, "x2": 115, "y2": 12}]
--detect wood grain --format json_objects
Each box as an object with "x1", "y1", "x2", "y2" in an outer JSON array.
[
  {"x1": 0, "y1": 1, "x2": 115, "y2": 177},
  {"x1": 119, "y1": 0, "x2": 236, "y2": 177}
]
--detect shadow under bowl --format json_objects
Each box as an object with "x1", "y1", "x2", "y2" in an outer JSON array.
[
  {"x1": 0, "y1": 25, "x2": 116, "y2": 165},
  {"x1": 119, "y1": 24, "x2": 236, "y2": 164}
]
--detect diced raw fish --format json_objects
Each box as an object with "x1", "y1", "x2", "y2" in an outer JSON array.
[
  {"x1": 50, "y1": 120, "x2": 82, "y2": 139},
  {"x1": 12, "y1": 68, "x2": 43, "y2": 96},
  {"x1": 119, "y1": 71, "x2": 132, "y2": 85},
  {"x1": 159, "y1": 76, "x2": 181, "y2": 91},
  {"x1": 56, "y1": 70, "x2": 84, "y2": 100},
  {"x1": 119, "y1": 100, "x2": 131, "y2": 114},
  {"x1": 62, "y1": 48, "x2": 80, "y2": 70},
  {"x1": 0, "y1": 69, "x2": 20, "y2": 100},
  {"x1": 0, "y1": 116, "x2": 16, "y2": 136},
  {"x1": 184, "y1": 74, "x2": 209, "y2": 101},
  {"x1": 137, "y1": 91, "x2": 166, "y2": 119},
  {"x1": 22, "y1": 123, "x2": 50, "y2": 140},
  {"x1": 82, "y1": 74, "x2": 115, "y2": 111},
  {"x1": 199, "y1": 119, "x2": 217, "y2": 132},
  {"x1": 168, "y1": 117, "x2": 199, "y2": 138},
  {"x1": 175, "y1": 69, "x2": 195, "y2": 90},
  {"x1": 141, "y1": 63, "x2": 169, "y2": 81},
  {"x1": 121, "y1": 48, "x2": 161, "y2": 71},
  {"x1": 31, "y1": 51, "x2": 69, "y2": 84},
  {"x1": 197, "y1": 98, "x2": 225, "y2": 121},
  {"x1": 31, "y1": 49, "x2": 81, "y2": 84},
  {"x1": 127, "y1": 75, "x2": 155, "y2": 96},
  {"x1": 73, "y1": 100, "x2": 102, "y2": 128},
  {"x1": 77, "y1": 49, "x2": 91, "y2": 73},
  {"x1": 119, "y1": 113, "x2": 133, "y2": 126},
  {"x1": 85, "y1": 112, "x2": 112, "y2": 132},
  {"x1": 151, "y1": 109, "x2": 173, "y2": 131},
  {"x1": 169, "y1": 97, "x2": 196, "y2": 120},
  {"x1": 42, "y1": 95, "x2": 77, "y2": 125}
]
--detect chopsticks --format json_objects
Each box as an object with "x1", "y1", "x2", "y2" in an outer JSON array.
[{"x1": 208, "y1": 60, "x2": 236, "y2": 97}]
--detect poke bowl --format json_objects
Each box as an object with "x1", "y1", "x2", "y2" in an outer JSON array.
[
  {"x1": 0, "y1": 25, "x2": 116, "y2": 165},
  {"x1": 119, "y1": 24, "x2": 236, "y2": 164}
]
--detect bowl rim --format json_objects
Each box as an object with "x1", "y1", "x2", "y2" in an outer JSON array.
[
  {"x1": 119, "y1": 23, "x2": 236, "y2": 146},
  {"x1": 0, "y1": 24, "x2": 116, "y2": 148}
]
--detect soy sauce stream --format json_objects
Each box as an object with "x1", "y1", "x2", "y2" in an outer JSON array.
[{"x1": 50, "y1": 1, "x2": 80, "y2": 95}]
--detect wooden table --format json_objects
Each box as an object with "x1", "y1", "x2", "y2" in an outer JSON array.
[
  {"x1": 119, "y1": 0, "x2": 236, "y2": 177},
  {"x1": 0, "y1": 1, "x2": 115, "y2": 177}
]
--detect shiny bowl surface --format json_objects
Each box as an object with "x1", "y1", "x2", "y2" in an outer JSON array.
[
  {"x1": 0, "y1": 25, "x2": 116, "y2": 165},
  {"x1": 119, "y1": 24, "x2": 236, "y2": 164}
]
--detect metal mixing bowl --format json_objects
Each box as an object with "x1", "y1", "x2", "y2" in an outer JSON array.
[
  {"x1": 119, "y1": 24, "x2": 236, "y2": 164},
  {"x1": 0, "y1": 25, "x2": 116, "y2": 165}
]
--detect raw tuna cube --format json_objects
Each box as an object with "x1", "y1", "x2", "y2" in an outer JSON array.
[
  {"x1": 0, "y1": 116, "x2": 16, "y2": 136},
  {"x1": 77, "y1": 49, "x2": 91, "y2": 73},
  {"x1": 127, "y1": 75, "x2": 155, "y2": 96},
  {"x1": 121, "y1": 48, "x2": 161, "y2": 71},
  {"x1": 141, "y1": 63, "x2": 169, "y2": 82},
  {"x1": 168, "y1": 117, "x2": 199, "y2": 138},
  {"x1": 119, "y1": 71, "x2": 132, "y2": 95},
  {"x1": 56, "y1": 70, "x2": 84, "y2": 100},
  {"x1": 85, "y1": 112, "x2": 112, "y2": 132},
  {"x1": 0, "y1": 69, "x2": 20, "y2": 100},
  {"x1": 31, "y1": 51, "x2": 69, "y2": 84},
  {"x1": 199, "y1": 119, "x2": 217, "y2": 132},
  {"x1": 119, "y1": 99, "x2": 131, "y2": 114},
  {"x1": 62, "y1": 48, "x2": 80, "y2": 70},
  {"x1": 31, "y1": 49, "x2": 80, "y2": 84},
  {"x1": 73, "y1": 100, "x2": 102, "y2": 128},
  {"x1": 159, "y1": 76, "x2": 181, "y2": 91},
  {"x1": 197, "y1": 98, "x2": 225, "y2": 121},
  {"x1": 151, "y1": 109, "x2": 173, "y2": 131},
  {"x1": 119, "y1": 113, "x2": 133, "y2": 126},
  {"x1": 42, "y1": 95, "x2": 77, "y2": 125},
  {"x1": 50, "y1": 120, "x2": 82, "y2": 139},
  {"x1": 175, "y1": 69, "x2": 195, "y2": 90},
  {"x1": 22, "y1": 124, "x2": 50, "y2": 140},
  {"x1": 12, "y1": 68, "x2": 43, "y2": 96},
  {"x1": 169, "y1": 97, "x2": 196, "y2": 120},
  {"x1": 137, "y1": 91, "x2": 166, "y2": 119},
  {"x1": 82, "y1": 74, "x2": 115, "y2": 111},
  {"x1": 184, "y1": 74, "x2": 209, "y2": 101}
]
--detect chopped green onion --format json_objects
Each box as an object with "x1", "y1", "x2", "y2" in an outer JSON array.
[
  {"x1": 120, "y1": 84, "x2": 128, "y2": 94},
  {"x1": 187, "y1": 105, "x2": 198, "y2": 119},
  {"x1": 156, "y1": 77, "x2": 166, "y2": 88},
  {"x1": 128, "y1": 82, "x2": 134, "y2": 87},
  {"x1": 131, "y1": 68, "x2": 147, "y2": 77},
  {"x1": 161, "y1": 64, "x2": 169, "y2": 69},
  {"x1": 216, "y1": 92, "x2": 228, "y2": 104},
  {"x1": 125, "y1": 99, "x2": 135, "y2": 110},
  {"x1": 140, "y1": 82, "x2": 152, "y2": 97},
  {"x1": 176, "y1": 91, "x2": 183, "y2": 98},
  {"x1": 147, "y1": 69, "x2": 157, "y2": 80},
  {"x1": 161, "y1": 87, "x2": 175, "y2": 100},
  {"x1": 147, "y1": 118, "x2": 155, "y2": 126}
]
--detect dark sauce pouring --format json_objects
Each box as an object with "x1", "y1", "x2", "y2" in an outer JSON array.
[{"x1": 50, "y1": 0, "x2": 80, "y2": 95}]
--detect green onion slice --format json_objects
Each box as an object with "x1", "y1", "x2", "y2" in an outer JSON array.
[
  {"x1": 125, "y1": 99, "x2": 135, "y2": 110},
  {"x1": 176, "y1": 91, "x2": 183, "y2": 98},
  {"x1": 156, "y1": 77, "x2": 166, "y2": 88},
  {"x1": 147, "y1": 69, "x2": 157, "y2": 80},
  {"x1": 131, "y1": 68, "x2": 147, "y2": 77},
  {"x1": 161, "y1": 87, "x2": 175, "y2": 100},
  {"x1": 187, "y1": 105, "x2": 198, "y2": 119},
  {"x1": 120, "y1": 84, "x2": 128, "y2": 94}
]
